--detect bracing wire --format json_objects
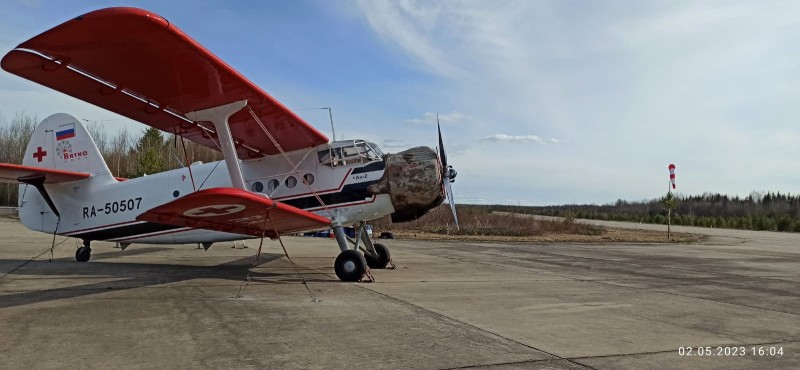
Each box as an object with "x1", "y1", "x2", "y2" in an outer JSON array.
[
  {"x1": 178, "y1": 107, "x2": 327, "y2": 300},
  {"x1": 179, "y1": 136, "x2": 197, "y2": 191},
  {"x1": 180, "y1": 119, "x2": 227, "y2": 191},
  {"x1": 168, "y1": 135, "x2": 186, "y2": 168},
  {"x1": 246, "y1": 107, "x2": 335, "y2": 218}
]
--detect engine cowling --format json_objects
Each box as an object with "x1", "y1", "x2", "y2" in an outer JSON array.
[{"x1": 368, "y1": 146, "x2": 444, "y2": 223}]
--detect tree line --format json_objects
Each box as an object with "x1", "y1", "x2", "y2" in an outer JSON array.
[
  {"x1": 4, "y1": 114, "x2": 799, "y2": 233},
  {"x1": 480, "y1": 191, "x2": 800, "y2": 233},
  {"x1": 0, "y1": 113, "x2": 222, "y2": 207}
]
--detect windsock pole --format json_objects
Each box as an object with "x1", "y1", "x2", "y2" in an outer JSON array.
[{"x1": 666, "y1": 164, "x2": 676, "y2": 239}]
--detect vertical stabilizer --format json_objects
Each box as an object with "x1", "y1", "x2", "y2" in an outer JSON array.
[
  {"x1": 18, "y1": 113, "x2": 112, "y2": 233},
  {"x1": 21, "y1": 113, "x2": 112, "y2": 176}
]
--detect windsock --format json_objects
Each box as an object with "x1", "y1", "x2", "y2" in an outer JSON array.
[{"x1": 668, "y1": 164, "x2": 676, "y2": 189}]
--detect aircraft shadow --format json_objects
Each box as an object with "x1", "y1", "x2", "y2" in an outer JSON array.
[{"x1": 0, "y1": 248, "x2": 333, "y2": 309}]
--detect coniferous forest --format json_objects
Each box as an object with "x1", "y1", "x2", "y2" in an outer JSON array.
[{"x1": 475, "y1": 191, "x2": 800, "y2": 233}]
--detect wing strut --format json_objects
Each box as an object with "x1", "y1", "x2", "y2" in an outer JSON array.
[{"x1": 186, "y1": 100, "x2": 248, "y2": 190}]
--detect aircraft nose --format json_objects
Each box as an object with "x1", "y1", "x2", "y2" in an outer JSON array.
[{"x1": 367, "y1": 146, "x2": 444, "y2": 222}]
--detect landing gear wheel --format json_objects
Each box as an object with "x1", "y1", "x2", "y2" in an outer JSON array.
[
  {"x1": 75, "y1": 246, "x2": 91, "y2": 262},
  {"x1": 334, "y1": 250, "x2": 367, "y2": 282},
  {"x1": 365, "y1": 243, "x2": 391, "y2": 269}
]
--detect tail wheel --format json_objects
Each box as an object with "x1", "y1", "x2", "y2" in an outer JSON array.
[
  {"x1": 365, "y1": 243, "x2": 391, "y2": 269},
  {"x1": 334, "y1": 250, "x2": 367, "y2": 282}
]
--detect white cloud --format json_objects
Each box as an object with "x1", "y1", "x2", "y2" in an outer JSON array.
[
  {"x1": 356, "y1": 1, "x2": 800, "y2": 204},
  {"x1": 482, "y1": 134, "x2": 560, "y2": 145},
  {"x1": 3, "y1": 2, "x2": 799, "y2": 206},
  {"x1": 354, "y1": 1, "x2": 462, "y2": 78},
  {"x1": 405, "y1": 111, "x2": 473, "y2": 125}
]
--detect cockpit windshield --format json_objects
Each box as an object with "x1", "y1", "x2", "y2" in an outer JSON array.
[{"x1": 319, "y1": 140, "x2": 384, "y2": 166}]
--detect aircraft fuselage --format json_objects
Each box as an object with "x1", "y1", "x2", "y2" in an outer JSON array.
[{"x1": 19, "y1": 143, "x2": 393, "y2": 244}]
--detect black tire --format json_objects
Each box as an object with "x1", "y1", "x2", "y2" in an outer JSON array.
[
  {"x1": 379, "y1": 231, "x2": 394, "y2": 239},
  {"x1": 75, "y1": 246, "x2": 91, "y2": 262},
  {"x1": 365, "y1": 243, "x2": 391, "y2": 269},
  {"x1": 334, "y1": 250, "x2": 367, "y2": 282}
]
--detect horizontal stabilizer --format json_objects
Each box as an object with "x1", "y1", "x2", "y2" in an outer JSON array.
[
  {"x1": 136, "y1": 188, "x2": 330, "y2": 238},
  {"x1": 0, "y1": 163, "x2": 91, "y2": 184}
]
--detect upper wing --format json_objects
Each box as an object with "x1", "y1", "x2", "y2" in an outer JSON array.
[
  {"x1": 1, "y1": 7, "x2": 328, "y2": 159},
  {"x1": 0, "y1": 163, "x2": 90, "y2": 184},
  {"x1": 136, "y1": 188, "x2": 330, "y2": 238}
]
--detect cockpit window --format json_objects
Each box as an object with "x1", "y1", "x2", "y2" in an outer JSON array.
[
  {"x1": 319, "y1": 140, "x2": 383, "y2": 166},
  {"x1": 363, "y1": 142, "x2": 383, "y2": 158}
]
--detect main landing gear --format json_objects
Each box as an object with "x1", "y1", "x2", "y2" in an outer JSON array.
[
  {"x1": 365, "y1": 243, "x2": 390, "y2": 269},
  {"x1": 334, "y1": 250, "x2": 367, "y2": 282},
  {"x1": 76, "y1": 239, "x2": 92, "y2": 262},
  {"x1": 332, "y1": 222, "x2": 392, "y2": 282}
]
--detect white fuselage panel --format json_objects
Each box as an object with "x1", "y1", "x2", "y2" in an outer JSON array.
[{"x1": 19, "y1": 144, "x2": 393, "y2": 244}]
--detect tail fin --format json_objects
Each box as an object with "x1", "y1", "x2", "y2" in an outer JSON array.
[{"x1": 22, "y1": 113, "x2": 112, "y2": 177}]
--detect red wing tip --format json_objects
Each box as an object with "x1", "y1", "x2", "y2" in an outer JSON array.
[
  {"x1": 15, "y1": 7, "x2": 169, "y2": 51},
  {"x1": 74, "y1": 7, "x2": 168, "y2": 25},
  {"x1": 4, "y1": 6, "x2": 329, "y2": 156}
]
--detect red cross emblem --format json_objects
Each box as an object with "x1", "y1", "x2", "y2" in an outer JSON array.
[
  {"x1": 33, "y1": 147, "x2": 47, "y2": 162},
  {"x1": 183, "y1": 204, "x2": 245, "y2": 217}
]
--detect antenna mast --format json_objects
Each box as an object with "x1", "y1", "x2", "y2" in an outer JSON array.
[{"x1": 323, "y1": 107, "x2": 336, "y2": 142}]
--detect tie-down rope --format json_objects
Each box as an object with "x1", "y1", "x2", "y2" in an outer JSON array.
[{"x1": 234, "y1": 210, "x2": 319, "y2": 302}]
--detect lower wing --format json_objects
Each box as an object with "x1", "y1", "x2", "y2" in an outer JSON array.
[{"x1": 136, "y1": 188, "x2": 330, "y2": 238}]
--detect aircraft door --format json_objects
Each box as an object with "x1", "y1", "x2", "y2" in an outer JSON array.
[{"x1": 316, "y1": 146, "x2": 338, "y2": 204}]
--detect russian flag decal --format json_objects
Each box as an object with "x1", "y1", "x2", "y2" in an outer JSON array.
[{"x1": 56, "y1": 123, "x2": 76, "y2": 141}]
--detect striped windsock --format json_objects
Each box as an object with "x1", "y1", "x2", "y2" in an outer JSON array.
[{"x1": 668, "y1": 164, "x2": 676, "y2": 189}]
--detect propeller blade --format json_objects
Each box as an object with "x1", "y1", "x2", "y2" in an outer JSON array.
[
  {"x1": 437, "y1": 115, "x2": 458, "y2": 230},
  {"x1": 437, "y1": 116, "x2": 447, "y2": 170},
  {"x1": 444, "y1": 180, "x2": 459, "y2": 230}
]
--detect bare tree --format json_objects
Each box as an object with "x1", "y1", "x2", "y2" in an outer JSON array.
[{"x1": 0, "y1": 113, "x2": 36, "y2": 206}]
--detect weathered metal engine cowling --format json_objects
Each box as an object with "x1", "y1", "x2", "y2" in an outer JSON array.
[{"x1": 368, "y1": 146, "x2": 444, "y2": 223}]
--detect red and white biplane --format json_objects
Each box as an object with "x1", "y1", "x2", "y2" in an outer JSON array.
[{"x1": 0, "y1": 7, "x2": 458, "y2": 281}]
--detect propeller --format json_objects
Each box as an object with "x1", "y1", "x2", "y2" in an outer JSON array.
[{"x1": 437, "y1": 115, "x2": 459, "y2": 230}]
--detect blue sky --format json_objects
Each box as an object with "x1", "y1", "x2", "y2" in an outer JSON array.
[{"x1": 1, "y1": 1, "x2": 799, "y2": 205}]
